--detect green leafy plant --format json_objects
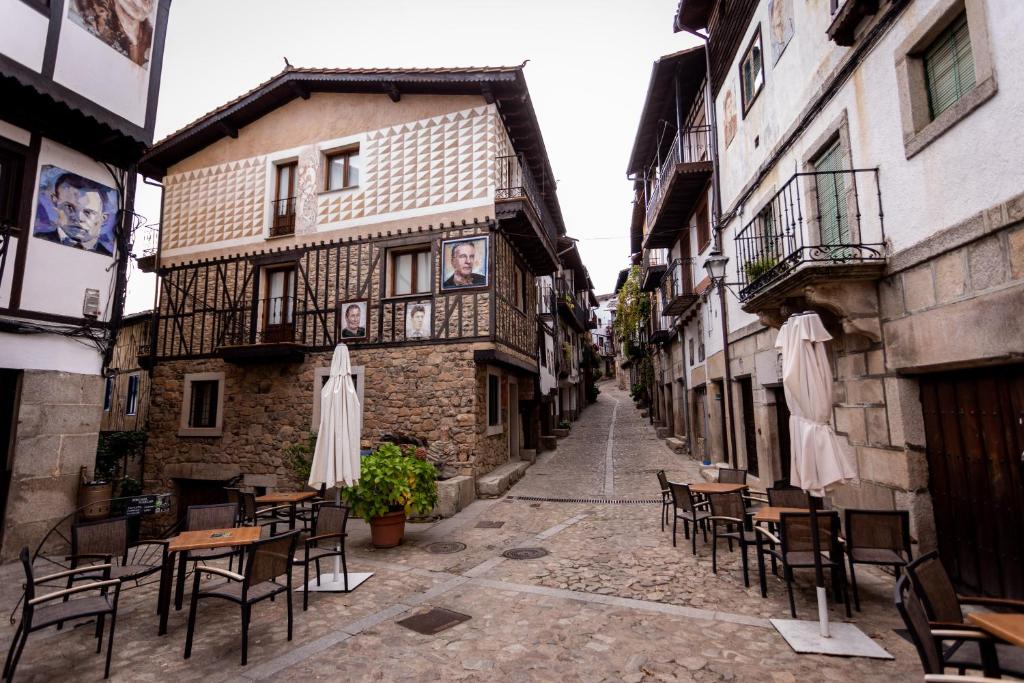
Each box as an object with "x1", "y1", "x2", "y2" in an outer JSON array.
[
  {"x1": 283, "y1": 434, "x2": 317, "y2": 483},
  {"x1": 586, "y1": 383, "x2": 600, "y2": 403},
  {"x1": 340, "y1": 443, "x2": 438, "y2": 522},
  {"x1": 557, "y1": 419, "x2": 571, "y2": 430},
  {"x1": 612, "y1": 266, "x2": 649, "y2": 348},
  {"x1": 94, "y1": 431, "x2": 146, "y2": 497},
  {"x1": 744, "y1": 254, "x2": 779, "y2": 282}
]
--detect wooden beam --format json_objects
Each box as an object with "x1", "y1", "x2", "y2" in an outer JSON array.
[
  {"x1": 289, "y1": 82, "x2": 310, "y2": 100},
  {"x1": 481, "y1": 84, "x2": 495, "y2": 104},
  {"x1": 384, "y1": 82, "x2": 401, "y2": 102},
  {"x1": 217, "y1": 120, "x2": 238, "y2": 139}
]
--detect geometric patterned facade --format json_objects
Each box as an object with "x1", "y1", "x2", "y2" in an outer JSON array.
[{"x1": 161, "y1": 104, "x2": 511, "y2": 253}]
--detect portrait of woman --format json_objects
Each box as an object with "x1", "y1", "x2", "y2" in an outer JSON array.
[
  {"x1": 339, "y1": 301, "x2": 367, "y2": 339},
  {"x1": 405, "y1": 303, "x2": 432, "y2": 340}
]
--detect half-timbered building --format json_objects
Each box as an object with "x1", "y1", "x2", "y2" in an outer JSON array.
[{"x1": 138, "y1": 65, "x2": 571, "y2": 506}]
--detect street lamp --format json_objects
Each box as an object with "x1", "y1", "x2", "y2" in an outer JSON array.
[{"x1": 702, "y1": 250, "x2": 738, "y2": 468}]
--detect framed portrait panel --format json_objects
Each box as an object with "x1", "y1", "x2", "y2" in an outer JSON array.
[
  {"x1": 69, "y1": 0, "x2": 159, "y2": 68},
  {"x1": 405, "y1": 301, "x2": 432, "y2": 341},
  {"x1": 337, "y1": 300, "x2": 368, "y2": 340},
  {"x1": 34, "y1": 165, "x2": 119, "y2": 257},
  {"x1": 440, "y1": 236, "x2": 488, "y2": 291}
]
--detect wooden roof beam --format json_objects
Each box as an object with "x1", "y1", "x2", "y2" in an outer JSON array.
[{"x1": 384, "y1": 82, "x2": 401, "y2": 102}]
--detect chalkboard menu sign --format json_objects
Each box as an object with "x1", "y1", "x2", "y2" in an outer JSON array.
[{"x1": 125, "y1": 494, "x2": 170, "y2": 517}]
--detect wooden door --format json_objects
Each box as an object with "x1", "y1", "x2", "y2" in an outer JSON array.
[
  {"x1": 739, "y1": 377, "x2": 759, "y2": 478},
  {"x1": 919, "y1": 365, "x2": 1024, "y2": 599},
  {"x1": 773, "y1": 387, "x2": 791, "y2": 487}
]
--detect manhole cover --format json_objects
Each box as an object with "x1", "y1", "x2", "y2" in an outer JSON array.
[
  {"x1": 503, "y1": 547, "x2": 549, "y2": 560},
  {"x1": 424, "y1": 541, "x2": 466, "y2": 554},
  {"x1": 397, "y1": 607, "x2": 471, "y2": 635},
  {"x1": 475, "y1": 521, "x2": 505, "y2": 528}
]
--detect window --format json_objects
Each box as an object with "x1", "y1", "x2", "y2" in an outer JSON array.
[
  {"x1": 512, "y1": 267, "x2": 527, "y2": 311},
  {"x1": 739, "y1": 27, "x2": 765, "y2": 115},
  {"x1": 697, "y1": 319, "x2": 706, "y2": 362},
  {"x1": 271, "y1": 161, "x2": 296, "y2": 236},
  {"x1": 0, "y1": 145, "x2": 25, "y2": 230},
  {"x1": 179, "y1": 372, "x2": 225, "y2": 436},
  {"x1": 812, "y1": 140, "x2": 850, "y2": 246},
  {"x1": 689, "y1": 338, "x2": 695, "y2": 366},
  {"x1": 325, "y1": 148, "x2": 361, "y2": 191},
  {"x1": 103, "y1": 376, "x2": 113, "y2": 412},
  {"x1": 486, "y1": 368, "x2": 503, "y2": 435},
  {"x1": 263, "y1": 266, "x2": 296, "y2": 342},
  {"x1": 312, "y1": 365, "x2": 364, "y2": 430},
  {"x1": 895, "y1": 0, "x2": 994, "y2": 158},
  {"x1": 125, "y1": 374, "x2": 139, "y2": 416},
  {"x1": 924, "y1": 12, "x2": 974, "y2": 120},
  {"x1": 390, "y1": 247, "x2": 431, "y2": 296},
  {"x1": 695, "y1": 199, "x2": 711, "y2": 253}
]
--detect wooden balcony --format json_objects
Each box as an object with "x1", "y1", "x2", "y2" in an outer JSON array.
[
  {"x1": 641, "y1": 248, "x2": 668, "y2": 292},
  {"x1": 661, "y1": 258, "x2": 698, "y2": 316},
  {"x1": 216, "y1": 297, "x2": 305, "y2": 364},
  {"x1": 644, "y1": 126, "x2": 713, "y2": 249},
  {"x1": 495, "y1": 154, "x2": 559, "y2": 274}
]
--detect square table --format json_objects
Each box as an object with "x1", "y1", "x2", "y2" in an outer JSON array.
[
  {"x1": 256, "y1": 491, "x2": 319, "y2": 531},
  {"x1": 688, "y1": 482, "x2": 748, "y2": 495},
  {"x1": 158, "y1": 526, "x2": 262, "y2": 635},
  {"x1": 967, "y1": 612, "x2": 1024, "y2": 648},
  {"x1": 753, "y1": 506, "x2": 810, "y2": 525}
]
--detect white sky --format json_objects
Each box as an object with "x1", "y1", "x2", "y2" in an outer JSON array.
[{"x1": 125, "y1": 0, "x2": 700, "y2": 313}]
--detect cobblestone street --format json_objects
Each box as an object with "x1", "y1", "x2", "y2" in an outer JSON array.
[{"x1": 2, "y1": 382, "x2": 921, "y2": 681}]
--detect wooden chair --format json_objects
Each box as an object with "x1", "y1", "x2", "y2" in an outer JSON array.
[
  {"x1": 294, "y1": 503, "x2": 350, "y2": 610},
  {"x1": 667, "y1": 482, "x2": 709, "y2": 555},
  {"x1": 894, "y1": 574, "x2": 1022, "y2": 678},
  {"x1": 707, "y1": 491, "x2": 759, "y2": 587},
  {"x1": 754, "y1": 510, "x2": 851, "y2": 617},
  {"x1": 4, "y1": 548, "x2": 122, "y2": 680},
  {"x1": 183, "y1": 531, "x2": 300, "y2": 666},
  {"x1": 844, "y1": 509, "x2": 913, "y2": 611}
]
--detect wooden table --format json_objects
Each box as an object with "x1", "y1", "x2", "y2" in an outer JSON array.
[
  {"x1": 256, "y1": 490, "x2": 319, "y2": 531},
  {"x1": 967, "y1": 612, "x2": 1024, "y2": 648},
  {"x1": 752, "y1": 506, "x2": 809, "y2": 524},
  {"x1": 688, "y1": 482, "x2": 748, "y2": 495},
  {"x1": 158, "y1": 526, "x2": 262, "y2": 635}
]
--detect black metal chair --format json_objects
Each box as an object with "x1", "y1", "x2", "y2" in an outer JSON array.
[
  {"x1": 295, "y1": 504, "x2": 350, "y2": 610},
  {"x1": 666, "y1": 482, "x2": 709, "y2": 555},
  {"x1": 4, "y1": 548, "x2": 123, "y2": 680},
  {"x1": 68, "y1": 517, "x2": 168, "y2": 585},
  {"x1": 175, "y1": 503, "x2": 241, "y2": 611},
  {"x1": 656, "y1": 471, "x2": 672, "y2": 532},
  {"x1": 844, "y1": 509, "x2": 913, "y2": 611},
  {"x1": 184, "y1": 531, "x2": 300, "y2": 666},
  {"x1": 766, "y1": 487, "x2": 809, "y2": 509},
  {"x1": 754, "y1": 510, "x2": 851, "y2": 617},
  {"x1": 894, "y1": 574, "x2": 1022, "y2": 678},
  {"x1": 707, "y1": 491, "x2": 759, "y2": 587},
  {"x1": 294, "y1": 484, "x2": 328, "y2": 533},
  {"x1": 717, "y1": 468, "x2": 748, "y2": 484},
  {"x1": 905, "y1": 551, "x2": 1024, "y2": 628},
  {"x1": 238, "y1": 491, "x2": 293, "y2": 535}
]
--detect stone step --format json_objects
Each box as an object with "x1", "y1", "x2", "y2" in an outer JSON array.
[
  {"x1": 665, "y1": 437, "x2": 687, "y2": 454},
  {"x1": 655, "y1": 426, "x2": 670, "y2": 439},
  {"x1": 553, "y1": 428, "x2": 570, "y2": 438},
  {"x1": 476, "y1": 460, "x2": 531, "y2": 497},
  {"x1": 432, "y1": 475, "x2": 476, "y2": 518},
  {"x1": 540, "y1": 435, "x2": 558, "y2": 451}
]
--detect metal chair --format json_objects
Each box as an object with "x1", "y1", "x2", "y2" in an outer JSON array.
[
  {"x1": 894, "y1": 574, "x2": 1022, "y2": 678},
  {"x1": 183, "y1": 531, "x2": 300, "y2": 666},
  {"x1": 656, "y1": 471, "x2": 672, "y2": 532},
  {"x1": 707, "y1": 491, "x2": 759, "y2": 587},
  {"x1": 667, "y1": 482, "x2": 709, "y2": 555},
  {"x1": 4, "y1": 548, "x2": 122, "y2": 680},
  {"x1": 754, "y1": 510, "x2": 850, "y2": 617},
  {"x1": 174, "y1": 503, "x2": 240, "y2": 611},
  {"x1": 294, "y1": 503, "x2": 350, "y2": 610},
  {"x1": 238, "y1": 491, "x2": 292, "y2": 534},
  {"x1": 905, "y1": 551, "x2": 1024, "y2": 627},
  {"x1": 766, "y1": 487, "x2": 809, "y2": 509},
  {"x1": 717, "y1": 468, "x2": 748, "y2": 484},
  {"x1": 67, "y1": 516, "x2": 168, "y2": 585},
  {"x1": 844, "y1": 509, "x2": 913, "y2": 611},
  {"x1": 294, "y1": 483, "x2": 328, "y2": 532}
]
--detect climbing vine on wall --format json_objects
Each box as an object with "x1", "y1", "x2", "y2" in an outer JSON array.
[{"x1": 612, "y1": 266, "x2": 649, "y2": 357}]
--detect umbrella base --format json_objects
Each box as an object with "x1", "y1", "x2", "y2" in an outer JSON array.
[
  {"x1": 297, "y1": 572, "x2": 373, "y2": 593},
  {"x1": 771, "y1": 619, "x2": 892, "y2": 659}
]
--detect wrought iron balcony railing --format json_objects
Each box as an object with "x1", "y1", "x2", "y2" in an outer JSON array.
[
  {"x1": 554, "y1": 276, "x2": 588, "y2": 331},
  {"x1": 645, "y1": 125, "x2": 712, "y2": 228},
  {"x1": 270, "y1": 197, "x2": 296, "y2": 237},
  {"x1": 537, "y1": 282, "x2": 554, "y2": 315},
  {"x1": 495, "y1": 153, "x2": 558, "y2": 250},
  {"x1": 641, "y1": 248, "x2": 669, "y2": 291},
  {"x1": 661, "y1": 258, "x2": 698, "y2": 316},
  {"x1": 734, "y1": 168, "x2": 886, "y2": 303},
  {"x1": 218, "y1": 296, "x2": 298, "y2": 347}
]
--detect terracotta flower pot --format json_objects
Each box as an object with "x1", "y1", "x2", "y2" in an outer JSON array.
[{"x1": 369, "y1": 510, "x2": 406, "y2": 548}]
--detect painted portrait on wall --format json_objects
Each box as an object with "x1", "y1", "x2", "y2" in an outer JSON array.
[
  {"x1": 441, "y1": 236, "x2": 488, "y2": 291},
  {"x1": 338, "y1": 300, "x2": 367, "y2": 339},
  {"x1": 33, "y1": 165, "x2": 118, "y2": 257},
  {"x1": 405, "y1": 302, "x2": 432, "y2": 340},
  {"x1": 69, "y1": 0, "x2": 158, "y2": 67},
  {"x1": 723, "y1": 90, "x2": 738, "y2": 148},
  {"x1": 769, "y1": 0, "x2": 795, "y2": 65}
]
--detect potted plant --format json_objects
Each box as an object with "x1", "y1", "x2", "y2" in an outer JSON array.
[{"x1": 340, "y1": 443, "x2": 437, "y2": 548}]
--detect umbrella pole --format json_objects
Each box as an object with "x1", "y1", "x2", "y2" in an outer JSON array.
[
  {"x1": 333, "y1": 487, "x2": 341, "y2": 582},
  {"x1": 809, "y1": 495, "x2": 830, "y2": 638}
]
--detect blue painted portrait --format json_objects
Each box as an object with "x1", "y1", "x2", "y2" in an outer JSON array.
[{"x1": 34, "y1": 165, "x2": 118, "y2": 257}]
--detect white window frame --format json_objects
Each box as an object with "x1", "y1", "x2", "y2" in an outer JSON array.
[
  {"x1": 313, "y1": 365, "x2": 365, "y2": 431},
  {"x1": 179, "y1": 372, "x2": 225, "y2": 437},
  {"x1": 486, "y1": 367, "x2": 504, "y2": 436}
]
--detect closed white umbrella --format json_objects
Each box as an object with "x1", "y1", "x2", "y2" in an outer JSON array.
[{"x1": 305, "y1": 343, "x2": 367, "y2": 593}]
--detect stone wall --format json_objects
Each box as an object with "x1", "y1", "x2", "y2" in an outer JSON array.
[{"x1": 3, "y1": 371, "x2": 104, "y2": 562}]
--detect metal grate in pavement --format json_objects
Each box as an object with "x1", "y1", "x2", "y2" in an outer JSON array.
[
  {"x1": 475, "y1": 521, "x2": 505, "y2": 528},
  {"x1": 424, "y1": 541, "x2": 466, "y2": 554},
  {"x1": 506, "y1": 495, "x2": 660, "y2": 505},
  {"x1": 397, "y1": 607, "x2": 471, "y2": 635},
  {"x1": 502, "y1": 547, "x2": 549, "y2": 560}
]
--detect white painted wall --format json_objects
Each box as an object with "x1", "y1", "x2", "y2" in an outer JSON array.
[
  {"x1": 19, "y1": 138, "x2": 120, "y2": 321},
  {"x1": 0, "y1": 331, "x2": 103, "y2": 374},
  {"x1": 539, "y1": 329, "x2": 557, "y2": 396},
  {"x1": 0, "y1": 0, "x2": 47, "y2": 72}
]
